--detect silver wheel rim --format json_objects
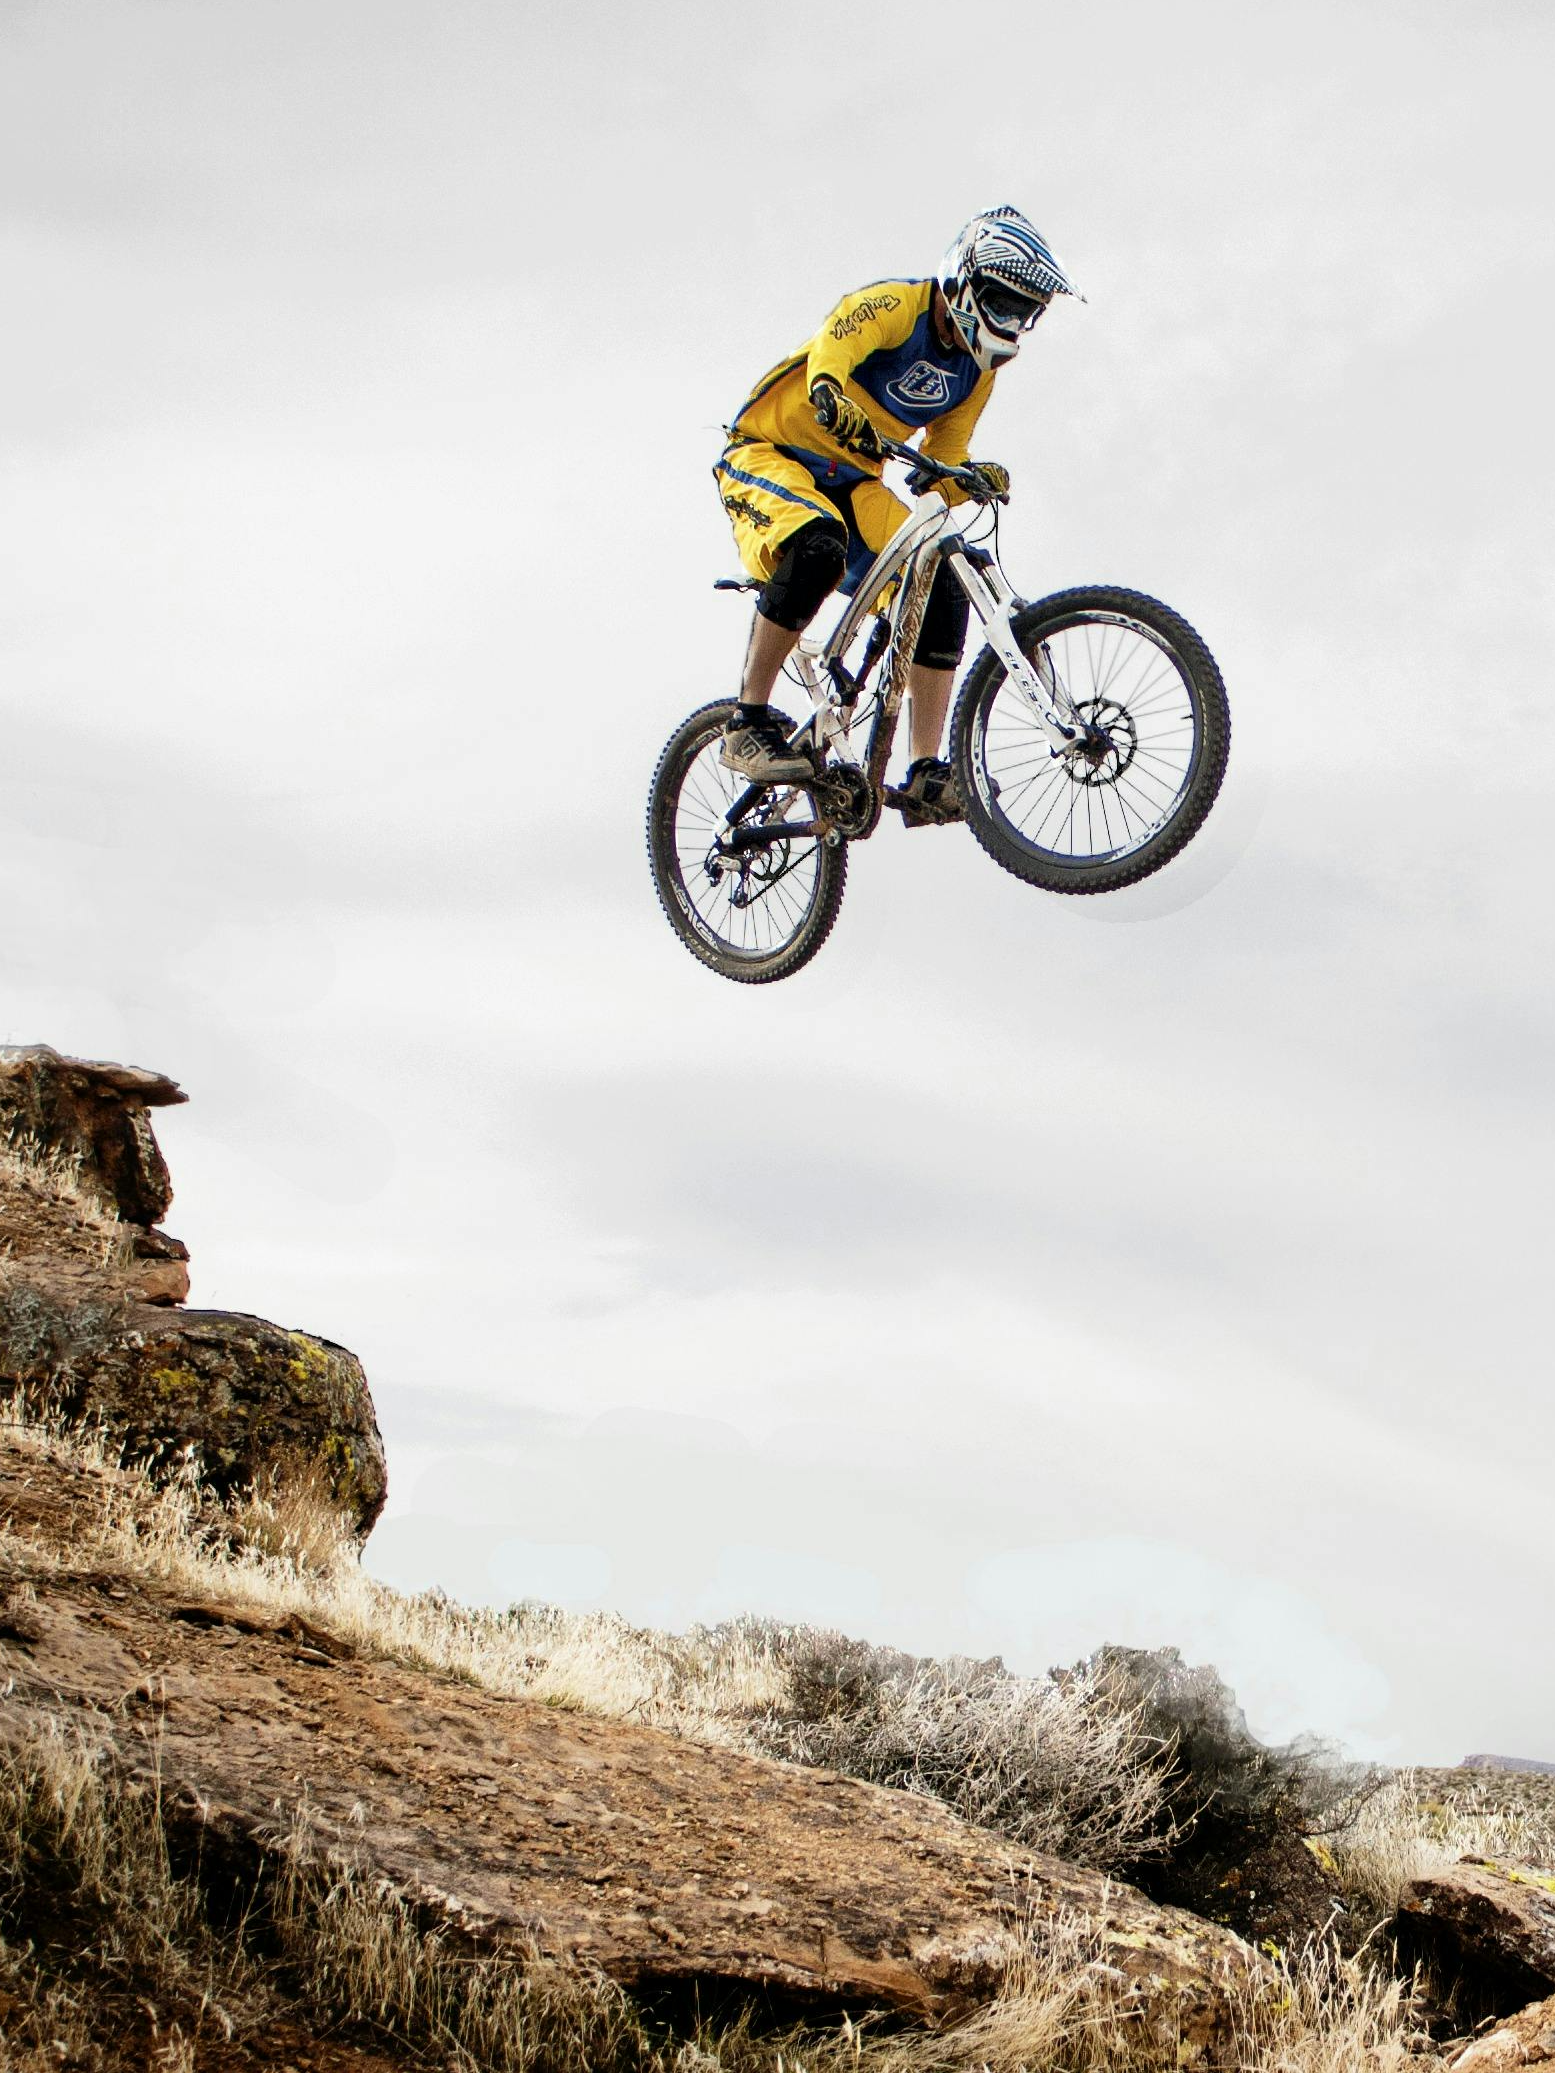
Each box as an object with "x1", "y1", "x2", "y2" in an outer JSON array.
[
  {"x1": 668, "y1": 730, "x2": 825, "y2": 961},
  {"x1": 975, "y1": 614, "x2": 1200, "y2": 866}
]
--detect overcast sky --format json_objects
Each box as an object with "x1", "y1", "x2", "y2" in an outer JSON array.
[{"x1": 3, "y1": 0, "x2": 1552, "y2": 1765}]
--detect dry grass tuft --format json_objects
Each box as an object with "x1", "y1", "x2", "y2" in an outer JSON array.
[
  {"x1": 228, "y1": 1458, "x2": 361, "y2": 1575},
  {"x1": 271, "y1": 1804, "x2": 670, "y2": 2070},
  {"x1": 0, "y1": 1717, "x2": 255, "y2": 2066},
  {"x1": 0, "y1": 1134, "x2": 132, "y2": 1280},
  {"x1": 1225, "y1": 1941, "x2": 1429, "y2": 2073}
]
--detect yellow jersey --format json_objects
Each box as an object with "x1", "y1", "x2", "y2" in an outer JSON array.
[{"x1": 728, "y1": 278, "x2": 995, "y2": 496}]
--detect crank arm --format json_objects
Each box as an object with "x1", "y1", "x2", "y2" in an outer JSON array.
[
  {"x1": 714, "y1": 783, "x2": 823, "y2": 853},
  {"x1": 717, "y1": 818, "x2": 825, "y2": 853}
]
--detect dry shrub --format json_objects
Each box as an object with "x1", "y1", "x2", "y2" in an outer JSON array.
[
  {"x1": 1087, "y1": 1646, "x2": 1366, "y2": 1845},
  {"x1": 0, "y1": 1280, "x2": 131, "y2": 1399},
  {"x1": 751, "y1": 1631, "x2": 1178, "y2": 1872}
]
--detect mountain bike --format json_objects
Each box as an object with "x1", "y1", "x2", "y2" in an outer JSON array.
[{"x1": 647, "y1": 440, "x2": 1230, "y2": 984}]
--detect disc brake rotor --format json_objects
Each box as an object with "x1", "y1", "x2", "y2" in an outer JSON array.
[{"x1": 1064, "y1": 697, "x2": 1139, "y2": 788}]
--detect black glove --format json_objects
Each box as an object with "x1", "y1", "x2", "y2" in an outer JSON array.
[
  {"x1": 810, "y1": 377, "x2": 883, "y2": 461},
  {"x1": 962, "y1": 460, "x2": 1012, "y2": 501}
]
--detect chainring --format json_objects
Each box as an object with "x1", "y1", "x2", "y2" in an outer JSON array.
[{"x1": 814, "y1": 764, "x2": 882, "y2": 839}]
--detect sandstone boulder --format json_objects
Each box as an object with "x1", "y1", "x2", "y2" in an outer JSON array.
[
  {"x1": 1450, "y1": 1994, "x2": 1555, "y2": 2068},
  {"x1": 1398, "y1": 1860, "x2": 1555, "y2": 2019},
  {"x1": 0, "y1": 1299, "x2": 387, "y2": 1537}
]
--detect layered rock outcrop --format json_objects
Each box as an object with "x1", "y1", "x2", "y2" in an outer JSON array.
[
  {"x1": 0, "y1": 1044, "x2": 190, "y2": 1303},
  {"x1": 0, "y1": 1045, "x2": 385, "y2": 1535}
]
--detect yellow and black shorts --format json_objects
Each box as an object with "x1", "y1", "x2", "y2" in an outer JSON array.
[{"x1": 713, "y1": 439, "x2": 909, "y2": 597}]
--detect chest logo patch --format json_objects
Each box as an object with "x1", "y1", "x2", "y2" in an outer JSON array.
[{"x1": 886, "y1": 361, "x2": 953, "y2": 411}]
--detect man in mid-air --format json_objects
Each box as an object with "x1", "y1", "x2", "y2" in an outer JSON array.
[{"x1": 715, "y1": 205, "x2": 1082, "y2": 822}]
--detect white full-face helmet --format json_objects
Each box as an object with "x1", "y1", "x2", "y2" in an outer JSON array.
[{"x1": 938, "y1": 205, "x2": 1084, "y2": 372}]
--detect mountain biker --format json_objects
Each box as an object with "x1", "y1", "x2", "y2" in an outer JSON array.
[{"x1": 715, "y1": 205, "x2": 1082, "y2": 822}]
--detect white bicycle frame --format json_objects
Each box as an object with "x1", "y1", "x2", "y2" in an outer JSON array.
[{"x1": 786, "y1": 478, "x2": 1085, "y2": 767}]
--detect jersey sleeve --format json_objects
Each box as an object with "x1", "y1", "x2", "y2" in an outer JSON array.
[
  {"x1": 806, "y1": 283, "x2": 923, "y2": 394},
  {"x1": 919, "y1": 369, "x2": 996, "y2": 505}
]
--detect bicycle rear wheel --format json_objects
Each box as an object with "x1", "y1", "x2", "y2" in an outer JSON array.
[
  {"x1": 952, "y1": 587, "x2": 1230, "y2": 894},
  {"x1": 647, "y1": 702, "x2": 847, "y2": 984}
]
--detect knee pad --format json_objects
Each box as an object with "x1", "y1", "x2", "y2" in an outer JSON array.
[
  {"x1": 913, "y1": 557, "x2": 971, "y2": 669},
  {"x1": 757, "y1": 519, "x2": 848, "y2": 632}
]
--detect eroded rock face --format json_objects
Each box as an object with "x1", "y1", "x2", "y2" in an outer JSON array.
[
  {"x1": 1399, "y1": 1860, "x2": 1555, "y2": 2020},
  {"x1": 0, "y1": 1044, "x2": 185, "y2": 1227},
  {"x1": 0, "y1": 1442, "x2": 1262, "y2": 2061}
]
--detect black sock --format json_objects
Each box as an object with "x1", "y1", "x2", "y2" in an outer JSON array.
[{"x1": 733, "y1": 702, "x2": 769, "y2": 726}]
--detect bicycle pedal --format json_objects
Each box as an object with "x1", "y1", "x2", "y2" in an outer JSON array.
[{"x1": 884, "y1": 785, "x2": 947, "y2": 830}]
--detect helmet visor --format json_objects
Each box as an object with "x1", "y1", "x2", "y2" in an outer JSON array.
[{"x1": 979, "y1": 281, "x2": 1052, "y2": 335}]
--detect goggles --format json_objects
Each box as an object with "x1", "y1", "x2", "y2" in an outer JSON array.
[{"x1": 979, "y1": 280, "x2": 1053, "y2": 334}]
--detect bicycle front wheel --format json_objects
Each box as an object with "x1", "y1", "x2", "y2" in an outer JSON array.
[
  {"x1": 647, "y1": 702, "x2": 847, "y2": 984},
  {"x1": 952, "y1": 587, "x2": 1230, "y2": 894}
]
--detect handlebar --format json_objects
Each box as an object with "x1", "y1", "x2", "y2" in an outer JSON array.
[{"x1": 876, "y1": 437, "x2": 1004, "y2": 503}]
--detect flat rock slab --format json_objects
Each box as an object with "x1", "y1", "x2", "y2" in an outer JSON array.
[
  {"x1": 1400, "y1": 1860, "x2": 1555, "y2": 2017},
  {"x1": 0, "y1": 1445, "x2": 1258, "y2": 2059},
  {"x1": 1451, "y1": 1994, "x2": 1555, "y2": 2068}
]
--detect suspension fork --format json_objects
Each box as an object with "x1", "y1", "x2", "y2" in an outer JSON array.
[{"x1": 943, "y1": 549, "x2": 1083, "y2": 749}]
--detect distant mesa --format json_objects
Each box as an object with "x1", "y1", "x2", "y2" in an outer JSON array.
[
  {"x1": 1461, "y1": 1753, "x2": 1555, "y2": 1775},
  {"x1": 0, "y1": 1043, "x2": 386, "y2": 1536}
]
